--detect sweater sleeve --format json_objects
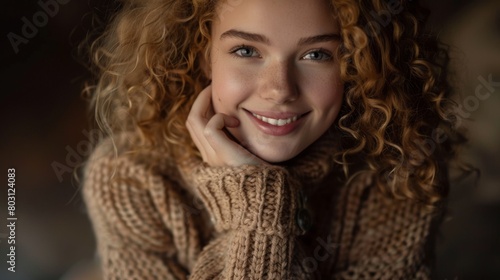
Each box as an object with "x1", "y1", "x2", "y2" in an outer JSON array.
[
  {"x1": 83, "y1": 140, "x2": 311, "y2": 279},
  {"x1": 188, "y1": 164, "x2": 310, "y2": 279}
]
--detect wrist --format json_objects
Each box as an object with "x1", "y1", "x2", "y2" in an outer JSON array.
[{"x1": 193, "y1": 164, "x2": 299, "y2": 235}]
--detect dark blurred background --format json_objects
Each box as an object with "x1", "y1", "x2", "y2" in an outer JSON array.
[{"x1": 1, "y1": 0, "x2": 499, "y2": 279}]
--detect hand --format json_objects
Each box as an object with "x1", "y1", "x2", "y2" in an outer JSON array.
[{"x1": 186, "y1": 85, "x2": 267, "y2": 167}]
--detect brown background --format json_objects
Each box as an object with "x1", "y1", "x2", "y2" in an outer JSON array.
[{"x1": 1, "y1": 0, "x2": 499, "y2": 279}]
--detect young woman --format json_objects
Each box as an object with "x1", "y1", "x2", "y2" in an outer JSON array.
[{"x1": 82, "y1": 0, "x2": 462, "y2": 278}]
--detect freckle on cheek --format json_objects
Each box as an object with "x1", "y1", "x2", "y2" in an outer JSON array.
[
  {"x1": 212, "y1": 91, "x2": 224, "y2": 114},
  {"x1": 216, "y1": 95, "x2": 222, "y2": 105}
]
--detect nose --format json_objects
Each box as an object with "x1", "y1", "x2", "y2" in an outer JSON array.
[{"x1": 259, "y1": 60, "x2": 298, "y2": 104}]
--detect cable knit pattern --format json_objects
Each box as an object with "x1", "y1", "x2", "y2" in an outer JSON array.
[
  {"x1": 192, "y1": 164, "x2": 297, "y2": 235},
  {"x1": 83, "y1": 131, "x2": 440, "y2": 279}
]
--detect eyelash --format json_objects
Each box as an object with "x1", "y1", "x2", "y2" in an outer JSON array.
[
  {"x1": 302, "y1": 49, "x2": 333, "y2": 61},
  {"x1": 229, "y1": 45, "x2": 333, "y2": 62},
  {"x1": 229, "y1": 45, "x2": 260, "y2": 58}
]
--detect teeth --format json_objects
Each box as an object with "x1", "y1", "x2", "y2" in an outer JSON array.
[{"x1": 252, "y1": 113, "x2": 299, "y2": 126}]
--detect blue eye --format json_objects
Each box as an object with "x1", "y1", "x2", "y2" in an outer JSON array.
[
  {"x1": 230, "y1": 46, "x2": 260, "y2": 58},
  {"x1": 302, "y1": 50, "x2": 332, "y2": 61}
]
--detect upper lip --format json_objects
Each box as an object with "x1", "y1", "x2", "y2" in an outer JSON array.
[{"x1": 245, "y1": 109, "x2": 307, "y2": 119}]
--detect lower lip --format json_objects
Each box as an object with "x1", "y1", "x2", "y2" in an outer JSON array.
[{"x1": 245, "y1": 111, "x2": 306, "y2": 136}]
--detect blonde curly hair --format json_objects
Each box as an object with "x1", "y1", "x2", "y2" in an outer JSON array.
[{"x1": 84, "y1": 0, "x2": 464, "y2": 209}]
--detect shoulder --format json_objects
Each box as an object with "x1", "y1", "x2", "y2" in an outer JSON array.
[
  {"x1": 342, "y1": 170, "x2": 437, "y2": 230},
  {"x1": 329, "y1": 171, "x2": 440, "y2": 277},
  {"x1": 84, "y1": 131, "x2": 180, "y2": 185},
  {"x1": 331, "y1": 169, "x2": 441, "y2": 256},
  {"x1": 82, "y1": 131, "x2": 201, "y2": 252}
]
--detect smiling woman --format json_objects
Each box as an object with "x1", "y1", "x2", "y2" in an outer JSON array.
[
  {"x1": 206, "y1": 0, "x2": 343, "y2": 163},
  {"x1": 82, "y1": 0, "x2": 464, "y2": 279}
]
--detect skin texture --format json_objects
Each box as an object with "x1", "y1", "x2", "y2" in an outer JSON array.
[{"x1": 187, "y1": 0, "x2": 344, "y2": 166}]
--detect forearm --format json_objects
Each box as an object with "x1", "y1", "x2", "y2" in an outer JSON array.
[
  {"x1": 99, "y1": 246, "x2": 187, "y2": 280},
  {"x1": 191, "y1": 164, "x2": 309, "y2": 279}
]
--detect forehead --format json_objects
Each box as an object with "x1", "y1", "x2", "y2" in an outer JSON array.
[{"x1": 213, "y1": 0, "x2": 339, "y2": 37}]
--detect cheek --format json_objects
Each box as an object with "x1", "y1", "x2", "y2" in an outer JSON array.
[
  {"x1": 322, "y1": 82, "x2": 343, "y2": 109},
  {"x1": 308, "y1": 72, "x2": 344, "y2": 114},
  {"x1": 211, "y1": 63, "x2": 255, "y2": 114}
]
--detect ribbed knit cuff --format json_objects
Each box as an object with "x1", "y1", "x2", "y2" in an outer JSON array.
[{"x1": 192, "y1": 164, "x2": 299, "y2": 235}]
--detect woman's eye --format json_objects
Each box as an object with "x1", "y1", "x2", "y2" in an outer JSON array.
[
  {"x1": 302, "y1": 50, "x2": 332, "y2": 61},
  {"x1": 230, "y1": 46, "x2": 260, "y2": 58}
]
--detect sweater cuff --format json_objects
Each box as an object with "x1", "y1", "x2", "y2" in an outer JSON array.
[{"x1": 192, "y1": 164, "x2": 299, "y2": 235}]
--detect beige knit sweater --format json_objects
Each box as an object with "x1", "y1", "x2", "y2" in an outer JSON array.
[{"x1": 83, "y1": 131, "x2": 439, "y2": 279}]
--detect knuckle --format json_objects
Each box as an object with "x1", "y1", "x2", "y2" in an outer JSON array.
[{"x1": 203, "y1": 127, "x2": 214, "y2": 139}]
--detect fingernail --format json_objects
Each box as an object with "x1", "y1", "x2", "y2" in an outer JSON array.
[{"x1": 230, "y1": 117, "x2": 240, "y2": 126}]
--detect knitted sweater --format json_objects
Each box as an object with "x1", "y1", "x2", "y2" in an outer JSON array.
[{"x1": 83, "y1": 131, "x2": 439, "y2": 279}]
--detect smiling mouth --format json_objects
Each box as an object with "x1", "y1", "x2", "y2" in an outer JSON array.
[
  {"x1": 248, "y1": 111, "x2": 307, "y2": 126},
  {"x1": 244, "y1": 109, "x2": 308, "y2": 136},
  {"x1": 250, "y1": 112, "x2": 304, "y2": 126}
]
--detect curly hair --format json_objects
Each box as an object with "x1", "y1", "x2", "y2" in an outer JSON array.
[
  {"x1": 84, "y1": 0, "x2": 464, "y2": 210},
  {"x1": 332, "y1": 0, "x2": 465, "y2": 210},
  {"x1": 85, "y1": 0, "x2": 215, "y2": 156}
]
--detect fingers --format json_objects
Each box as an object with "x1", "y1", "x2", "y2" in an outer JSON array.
[
  {"x1": 203, "y1": 113, "x2": 240, "y2": 150},
  {"x1": 206, "y1": 114, "x2": 240, "y2": 131},
  {"x1": 190, "y1": 85, "x2": 214, "y2": 121},
  {"x1": 186, "y1": 85, "x2": 264, "y2": 166},
  {"x1": 186, "y1": 86, "x2": 214, "y2": 161},
  {"x1": 186, "y1": 120, "x2": 208, "y2": 160},
  {"x1": 188, "y1": 85, "x2": 239, "y2": 152},
  {"x1": 204, "y1": 114, "x2": 267, "y2": 166},
  {"x1": 187, "y1": 85, "x2": 239, "y2": 165}
]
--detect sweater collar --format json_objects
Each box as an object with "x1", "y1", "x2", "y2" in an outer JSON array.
[{"x1": 282, "y1": 127, "x2": 339, "y2": 185}]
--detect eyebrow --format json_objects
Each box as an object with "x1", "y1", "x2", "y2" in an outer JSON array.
[
  {"x1": 220, "y1": 30, "x2": 270, "y2": 44},
  {"x1": 220, "y1": 29, "x2": 341, "y2": 45},
  {"x1": 298, "y1": 34, "x2": 341, "y2": 46}
]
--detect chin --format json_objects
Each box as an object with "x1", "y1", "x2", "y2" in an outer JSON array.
[
  {"x1": 249, "y1": 144, "x2": 302, "y2": 164},
  {"x1": 228, "y1": 127, "x2": 311, "y2": 163}
]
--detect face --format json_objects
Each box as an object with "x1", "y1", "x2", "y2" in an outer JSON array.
[{"x1": 210, "y1": 0, "x2": 344, "y2": 163}]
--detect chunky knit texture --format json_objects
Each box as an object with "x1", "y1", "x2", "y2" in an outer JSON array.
[{"x1": 83, "y1": 131, "x2": 440, "y2": 279}]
